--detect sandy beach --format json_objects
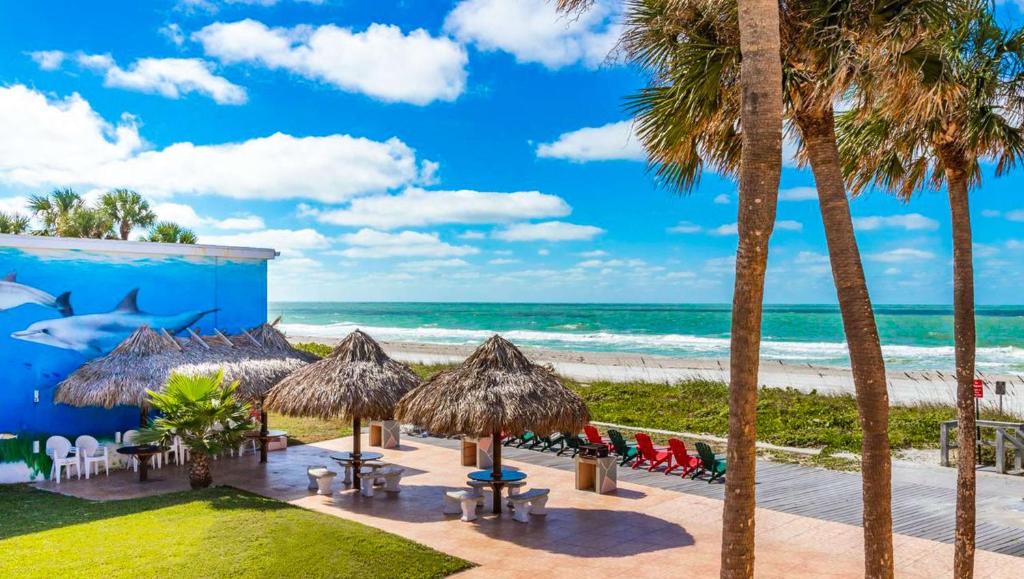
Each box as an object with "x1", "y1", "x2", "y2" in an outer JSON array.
[{"x1": 289, "y1": 335, "x2": 1024, "y2": 415}]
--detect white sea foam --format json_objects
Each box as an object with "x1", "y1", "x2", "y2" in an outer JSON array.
[{"x1": 279, "y1": 322, "x2": 1024, "y2": 371}]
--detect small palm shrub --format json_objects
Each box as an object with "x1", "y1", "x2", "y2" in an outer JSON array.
[{"x1": 140, "y1": 371, "x2": 254, "y2": 489}]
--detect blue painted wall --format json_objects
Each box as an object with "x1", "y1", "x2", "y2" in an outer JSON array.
[{"x1": 0, "y1": 244, "x2": 269, "y2": 481}]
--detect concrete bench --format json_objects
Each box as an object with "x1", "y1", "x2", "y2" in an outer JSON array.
[
  {"x1": 444, "y1": 490, "x2": 480, "y2": 521},
  {"x1": 307, "y1": 464, "x2": 329, "y2": 490},
  {"x1": 358, "y1": 466, "x2": 405, "y2": 496},
  {"x1": 308, "y1": 467, "x2": 337, "y2": 496},
  {"x1": 508, "y1": 488, "x2": 550, "y2": 523},
  {"x1": 504, "y1": 480, "x2": 527, "y2": 507}
]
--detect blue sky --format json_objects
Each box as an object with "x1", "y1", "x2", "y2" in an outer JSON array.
[{"x1": 1, "y1": 0, "x2": 1023, "y2": 304}]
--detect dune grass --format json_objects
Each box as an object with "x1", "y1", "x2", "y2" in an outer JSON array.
[{"x1": 0, "y1": 485, "x2": 470, "y2": 579}]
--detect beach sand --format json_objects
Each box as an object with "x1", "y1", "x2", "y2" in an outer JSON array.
[{"x1": 289, "y1": 336, "x2": 1024, "y2": 416}]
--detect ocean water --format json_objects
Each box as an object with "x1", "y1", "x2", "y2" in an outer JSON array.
[{"x1": 270, "y1": 303, "x2": 1024, "y2": 372}]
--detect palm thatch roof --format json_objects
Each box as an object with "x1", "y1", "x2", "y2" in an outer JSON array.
[
  {"x1": 395, "y1": 334, "x2": 590, "y2": 437},
  {"x1": 264, "y1": 329, "x2": 419, "y2": 421},
  {"x1": 54, "y1": 323, "x2": 318, "y2": 409}
]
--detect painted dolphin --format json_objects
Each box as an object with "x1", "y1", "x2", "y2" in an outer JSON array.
[
  {"x1": 0, "y1": 272, "x2": 73, "y2": 316},
  {"x1": 11, "y1": 288, "x2": 216, "y2": 355}
]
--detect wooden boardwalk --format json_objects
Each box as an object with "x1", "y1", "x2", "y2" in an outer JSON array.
[{"x1": 421, "y1": 436, "x2": 1024, "y2": 557}]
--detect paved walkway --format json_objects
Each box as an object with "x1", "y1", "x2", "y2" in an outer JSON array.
[
  {"x1": 34, "y1": 436, "x2": 1022, "y2": 578},
  {"x1": 460, "y1": 437, "x2": 1024, "y2": 557}
]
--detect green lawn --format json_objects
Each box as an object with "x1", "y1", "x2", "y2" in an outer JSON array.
[{"x1": 0, "y1": 485, "x2": 470, "y2": 579}]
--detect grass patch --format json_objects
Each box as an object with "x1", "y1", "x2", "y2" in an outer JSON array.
[{"x1": 0, "y1": 485, "x2": 470, "y2": 579}]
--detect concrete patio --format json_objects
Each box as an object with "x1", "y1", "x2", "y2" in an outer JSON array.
[{"x1": 34, "y1": 436, "x2": 1023, "y2": 578}]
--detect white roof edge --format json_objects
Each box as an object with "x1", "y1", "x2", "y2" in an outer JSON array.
[{"x1": 0, "y1": 234, "x2": 278, "y2": 260}]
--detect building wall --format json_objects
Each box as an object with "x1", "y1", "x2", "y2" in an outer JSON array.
[{"x1": 0, "y1": 239, "x2": 272, "y2": 481}]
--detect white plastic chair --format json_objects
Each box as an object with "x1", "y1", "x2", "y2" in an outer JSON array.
[
  {"x1": 173, "y1": 436, "x2": 190, "y2": 464},
  {"x1": 74, "y1": 435, "x2": 109, "y2": 479},
  {"x1": 123, "y1": 430, "x2": 141, "y2": 471},
  {"x1": 45, "y1": 436, "x2": 79, "y2": 483}
]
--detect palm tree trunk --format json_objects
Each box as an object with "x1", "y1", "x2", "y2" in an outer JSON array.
[
  {"x1": 942, "y1": 150, "x2": 976, "y2": 578},
  {"x1": 189, "y1": 451, "x2": 213, "y2": 489},
  {"x1": 120, "y1": 222, "x2": 130, "y2": 240},
  {"x1": 722, "y1": 1, "x2": 784, "y2": 576},
  {"x1": 797, "y1": 108, "x2": 894, "y2": 579}
]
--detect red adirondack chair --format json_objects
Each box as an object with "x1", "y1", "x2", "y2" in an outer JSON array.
[
  {"x1": 633, "y1": 432, "x2": 673, "y2": 471},
  {"x1": 665, "y1": 438, "x2": 701, "y2": 477},
  {"x1": 583, "y1": 424, "x2": 614, "y2": 451}
]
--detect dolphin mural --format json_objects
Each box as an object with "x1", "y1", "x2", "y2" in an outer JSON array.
[
  {"x1": 0, "y1": 273, "x2": 73, "y2": 317},
  {"x1": 11, "y1": 288, "x2": 217, "y2": 355}
]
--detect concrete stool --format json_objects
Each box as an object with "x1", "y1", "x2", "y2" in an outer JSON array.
[
  {"x1": 308, "y1": 468, "x2": 337, "y2": 496},
  {"x1": 379, "y1": 466, "x2": 405, "y2": 493},
  {"x1": 504, "y1": 480, "x2": 527, "y2": 507},
  {"x1": 357, "y1": 471, "x2": 378, "y2": 497},
  {"x1": 444, "y1": 490, "x2": 479, "y2": 521},
  {"x1": 467, "y1": 480, "x2": 490, "y2": 505},
  {"x1": 307, "y1": 464, "x2": 328, "y2": 491},
  {"x1": 508, "y1": 488, "x2": 550, "y2": 523}
]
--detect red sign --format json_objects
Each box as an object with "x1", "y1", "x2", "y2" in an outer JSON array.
[{"x1": 973, "y1": 379, "x2": 984, "y2": 399}]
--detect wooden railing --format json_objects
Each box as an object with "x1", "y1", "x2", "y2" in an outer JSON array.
[{"x1": 940, "y1": 419, "x2": 1024, "y2": 474}]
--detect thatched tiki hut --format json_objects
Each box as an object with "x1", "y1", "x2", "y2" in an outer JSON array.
[
  {"x1": 396, "y1": 334, "x2": 589, "y2": 513},
  {"x1": 265, "y1": 329, "x2": 419, "y2": 490},
  {"x1": 53, "y1": 326, "x2": 180, "y2": 425}
]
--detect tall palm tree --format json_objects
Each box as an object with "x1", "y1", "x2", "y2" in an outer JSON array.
[
  {"x1": 100, "y1": 189, "x2": 157, "y2": 240},
  {"x1": 0, "y1": 212, "x2": 31, "y2": 234},
  {"x1": 619, "y1": 2, "x2": 947, "y2": 574},
  {"x1": 64, "y1": 206, "x2": 115, "y2": 239},
  {"x1": 28, "y1": 188, "x2": 83, "y2": 236},
  {"x1": 557, "y1": 0, "x2": 784, "y2": 574},
  {"x1": 144, "y1": 221, "x2": 198, "y2": 244},
  {"x1": 837, "y1": 4, "x2": 1024, "y2": 575}
]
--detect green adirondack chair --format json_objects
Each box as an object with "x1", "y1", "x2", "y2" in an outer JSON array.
[
  {"x1": 557, "y1": 433, "x2": 585, "y2": 457},
  {"x1": 694, "y1": 442, "x2": 727, "y2": 483},
  {"x1": 608, "y1": 429, "x2": 641, "y2": 466},
  {"x1": 536, "y1": 432, "x2": 565, "y2": 452}
]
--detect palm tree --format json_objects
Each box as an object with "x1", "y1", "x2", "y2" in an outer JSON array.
[
  {"x1": 63, "y1": 206, "x2": 115, "y2": 239},
  {"x1": 0, "y1": 212, "x2": 31, "y2": 234},
  {"x1": 100, "y1": 189, "x2": 156, "y2": 240},
  {"x1": 28, "y1": 188, "x2": 83, "y2": 236},
  {"x1": 139, "y1": 371, "x2": 253, "y2": 489},
  {"x1": 837, "y1": 4, "x2": 1024, "y2": 575},
  {"x1": 558, "y1": 1, "x2": 784, "y2": 574},
  {"x1": 144, "y1": 222, "x2": 198, "y2": 244}
]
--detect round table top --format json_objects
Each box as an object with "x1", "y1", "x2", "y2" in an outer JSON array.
[
  {"x1": 330, "y1": 451, "x2": 384, "y2": 463},
  {"x1": 246, "y1": 429, "x2": 287, "y2": 438},
  {"x1": 117, "y1": 444, "x2": 165, "y2": 456},
  {"x1": 468, "y1": 469, "x2": 527, "y2": 483}
]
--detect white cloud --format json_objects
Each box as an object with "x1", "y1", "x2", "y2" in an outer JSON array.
[
  {"x1": 178, "y1": 0, "x2": 325, "y2": 10},
  {"x1": 0, "y1": 85, "x2": 423, "y2": 202},
  {"x1": 338, "y1": 229, "x2": 479, "y2": 258},
  {"x1": 853, "y1": 213, "x2": 939, "y2": 231},
  {"x1": 200, "y1": 228, "x2": 329, "y2": 256},
  {"x1": 154, "y1": 202, "x2": 265, "y2": 231},
  {"x1": 75, "y1": 53, "x2": 246, "y2": 104},
  {"x1": 1007, "y1": 209, "x2": 1024, "y2": 222},
  {"x1": 494, "y1": 221, "x2": 604, "y2": 242},
  {"x1": 488, "y1": 258, "x2": 520, "y2": 265},
  {"x1": 0, "y1": 196, "x2": 30, "y2": 215},
  {"x1": 713, "y1": 194, "x2": 730, "y2": 204},
  {"x1": 664, "y1": 271, "x2": 696, "y2": 280},
  {"x1": 195, "y1": 19, "x2": 467, "y2": 105},
  {"x1": 537, "y1": 248, "x2": 550, "y2": 256},
  {"x1": 866, "y1": 248, "x2": 936, "y2": 263},
  {"x1": 306, "y1": 187, "x2": 570, "y2": 229},
  {"x1": 981, "y1": 209, "x2": 1001, "y2": 218},
  {"x1": 778, "y1": 187, "x2": 818, "y2": 201},
  {"x1": 709, "y1": 223, "x2": 738, "y2": 236},
  {"x1": 397, "y1": 258, "x2": 469, "y2": 271},
  {"x1": 577, "y1": 258, "x2": 645, "y2": 268},
  {"x1": 710, "y1": 219, "x2": 800, "y2": 235},
  {"x1": 445, "y1": 0, "x2": 620, "y2": 69},
  {"x1": 29, "y1": 50, "x2": 66, "y2": 71},
  {"x1": 667, "y1": 221, "x2": 702, "y2": 234},
  {"x1": 794, "y1": 251, "x2": 829, "y2": 265},
  {"x1": 536, "y1": 121, "x2": 643, "y2": 162},
  {"x1": 777, "y1": 220, "x2": 803, "y2": 231},
  {"x1": 578, "y1": 249, "x2": 607, "y2": 257},
  {"x1": 459, "y1": 230, "x2": 486, "y2": 240},
  {"x1": 1006, "y1": 240, "x2": 1024, "y2": 250},
  {"x1": 160, "y1": 24, "x2": 186, "y2": 46}
]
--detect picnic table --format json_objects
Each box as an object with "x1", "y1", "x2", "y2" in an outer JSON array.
[
  {"x1": 331, "y1": 451, "x2": 385, "y2": 485},
  {"x1": 117, "y1": 445, "x2": 165, "y2": 482},
  {"x1": 468, "y1": 468, "x2": 527, "y2": 514}
]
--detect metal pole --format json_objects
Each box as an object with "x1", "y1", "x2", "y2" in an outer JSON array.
[
  {"x1": 492, "y1": 429, "x2": 502, "y2": 514},
  {"x1": 353, "y1": 416, "x2": 362, "y2": 491},
  {"x1": 975, "y1": 397, "x2": 981, "y2": 466}
]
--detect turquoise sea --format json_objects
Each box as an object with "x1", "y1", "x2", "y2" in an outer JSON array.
[{"x1": 270, "y1": 303, "x2": 1024, "y2": 372}]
